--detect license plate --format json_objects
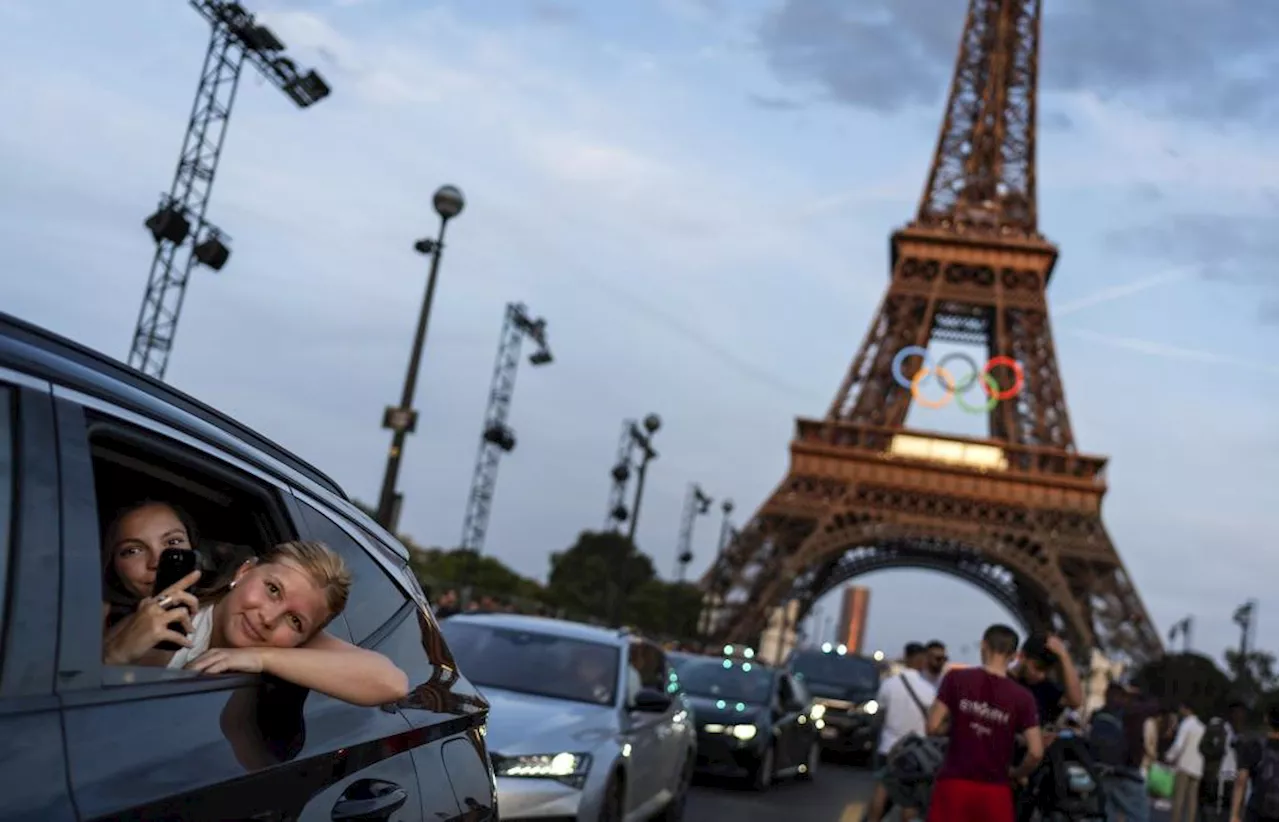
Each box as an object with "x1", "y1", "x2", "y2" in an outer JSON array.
[{"x1": 821, "y1": 727, "x2": 839, "y2": 739}]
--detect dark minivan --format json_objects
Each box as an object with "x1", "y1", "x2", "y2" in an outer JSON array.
[{"x1": 0, "y1": 312, "x2": 496, "y2": 821}]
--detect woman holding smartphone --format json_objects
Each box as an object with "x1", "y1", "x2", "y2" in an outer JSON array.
[{"x1": 100, "y1": 502, "x2": 409, "y2": 707}]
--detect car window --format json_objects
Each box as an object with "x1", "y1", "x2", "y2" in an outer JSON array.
[
  {"x1": 293, "y1": 499, "x2": 406, "y2": 643},
  {"x1": 628, "y1": 641, "x2": 666, "y2": 693},
  {"x1": 440, "y1": 620, "x2": 621, "y2": 706},
  {"x1": 678, "y1": 656, "x2": 775, "y2": 705},
  {"x1": 83, "y1": 417, "x2": 296, "y2": 683},
  {"x1": 789, "y1": 674, "x2": 811, "y2": 706},
  {"x1": 781, "y1": 674, "x2": 805, "y2": 707},
  {"x1": 0, "y1": 386, "x2": 13, "y2": 662}
]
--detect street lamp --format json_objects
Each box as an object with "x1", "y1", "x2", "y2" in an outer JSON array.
[
  {"x1": 716, "y1": 499, "x2": 735, "y2": 557},
  {"x1": 625, "y1": 413, "x2": 662, "y2": 548},
  {"x1": 374, "y1": 184, "x2": 466, "y2": 531}
]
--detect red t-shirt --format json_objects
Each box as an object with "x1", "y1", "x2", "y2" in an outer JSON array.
[{"x1": 935, "y1": 667, "x2": 1038, "y2": 784}]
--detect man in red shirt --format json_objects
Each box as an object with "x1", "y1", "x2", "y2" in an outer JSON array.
[{"x1": 925, "y1": 624, "x2": 1045, "y2": 822}]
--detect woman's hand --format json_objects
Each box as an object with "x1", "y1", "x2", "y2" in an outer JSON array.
[
  {"x1": 102, "y1": 570, "x2": 201, "y2": 666},
  {"x1": 186, "y1": 647, "x2": 267, "y2": 675}
]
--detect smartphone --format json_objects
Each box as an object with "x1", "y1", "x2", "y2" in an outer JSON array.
[{"x1": 152, "y1": 548, "x2": 197, "y2": 652}]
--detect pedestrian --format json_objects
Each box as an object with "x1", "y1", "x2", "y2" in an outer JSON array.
[
  {"x1": 1091, "y1": 683, "x2": 1153, "y2": 822},
  {"x1": 922, "y1": 640, "x2": 948, "y2": 688},
  {"x1": 865, "y1": 642, "x2": 936, "y2": 822},
  {"x1": 1227, "y1": 702, "x2": 1277, "y2": 822},
  {"x1": 925, "y1": 624, "x2": 1043, "y2": 822},
  {"x1": 1167, "y1": 701, "x2": 1208, "y2": 822}
]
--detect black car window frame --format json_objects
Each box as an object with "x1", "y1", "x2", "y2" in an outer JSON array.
[
  {"x1": 0, "y1": 372, "x2": 60, "y2": 700},
  {"x1": 291, "y1": 493, "x2": 414, "y2": 647},
  {"x1": 0, "y1": 384, "x2": 14, "y2": 667},
  {"x1": 52, "y1": 394, "x2": 302, "y2": 699}
]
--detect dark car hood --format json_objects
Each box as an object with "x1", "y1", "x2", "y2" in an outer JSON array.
[
  {"x1": 805, "y1": 680, "x2": 877, "y2": 704},
  {"x1": 685, "y1": 694, "x2": 765, "y2": 725}
]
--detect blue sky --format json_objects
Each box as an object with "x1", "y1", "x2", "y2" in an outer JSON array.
[{"x1": 0, "y1": 0, "x2": 1275, "y2": 665}]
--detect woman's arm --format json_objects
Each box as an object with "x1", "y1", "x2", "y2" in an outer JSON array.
[{"x1": 260, "y1": 632, "x2": 409, "y2": 707}]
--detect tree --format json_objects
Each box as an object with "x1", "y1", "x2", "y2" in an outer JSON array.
[
  {"x1": 1133, "y1": 652, "x2": 1233, "y2": 719},
  {"x1": 546, "y1": 531, "x2": 656, "y2": 625},
  {"x1": 408, "y1": 546, "x2": 543, "y2": 602},
  {"x1": 1224, "y1": 648, "x2": 1279, "y2": 726},
  {"x1": 626, "y1": 580, "x2": 705, "y2": 641}
]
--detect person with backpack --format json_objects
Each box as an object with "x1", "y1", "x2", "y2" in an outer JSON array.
[
  {"x1": 1201, "y1": 715, "x2": 1234, "y2": 821},
  {"x1": 865, "y1": 642, "x2": 938, "y2": 822},
  {"x1": 1228, "y1": 703, "x2": 1278, "y2": 822},
  {"x1": 1091, "y1": 683, "x2": 1154, "y2": 822},
  {"x1": 1167, "y1": 700, "x2": 1209, "y2": 822}
]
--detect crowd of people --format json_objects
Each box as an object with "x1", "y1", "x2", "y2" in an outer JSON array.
[{"x1": 863, "y1": 623, "x2": 1278, "y2": 822}]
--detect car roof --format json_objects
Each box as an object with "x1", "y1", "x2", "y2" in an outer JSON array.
[
  {"x1": 445, "y1": 612, "x2": 630, "y2": 647},
  {"x1": 0, "y1": 311, "x2": 345, "y2": 497}
]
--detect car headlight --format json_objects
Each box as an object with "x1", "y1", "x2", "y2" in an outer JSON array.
[
  {"x1": 809, "y1": 704, "x2": 826, "y2": 720},
  {"x1": 704, "y1": 722, "x2": 759, "y2": 741},
  {"x1": 493, "y1": 752, "x2": 592, "y2": 788},
  {"x1": 861, "y1": 700, "x2": 879, "y2": 716}
]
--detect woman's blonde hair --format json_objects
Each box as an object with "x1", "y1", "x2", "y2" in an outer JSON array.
[{"x1": 260, "y1": 540, "x2": 353, "y2": 627}]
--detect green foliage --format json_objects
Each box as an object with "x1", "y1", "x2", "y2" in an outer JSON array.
[
  {"x1": 1224, "y1": 649, "x2": 1278, "y2": 691},
  {"x1": 1134, "y1": 652, "x2": 1234, "y2": 717},
  {"x1": 546, "y1": 530, "x2": 652, "y2": 622},
  {"x1": 408, "y1": 546, "x2": 544, "y2": 602},
  {"x1": 345, "y1": 509, "x2": 705, "y2": 641}
]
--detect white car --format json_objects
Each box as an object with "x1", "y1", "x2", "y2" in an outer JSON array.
[{"x1": 439, "y1": 613, "x2": 697, "y2": 821}]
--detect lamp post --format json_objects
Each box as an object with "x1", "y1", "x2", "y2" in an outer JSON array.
[
  {"x1": 374, "y1": 184, "x2": 466, "y2": 531},
  {"x1": 716, "y1": 499, "x2": 735, "y2": 557},
  {"x1": 625, "y1": 414, "x2": 662, "y2": 548},
  {"x1": 1232, "y1": 599, "x2": 1257, "y2": 678}
]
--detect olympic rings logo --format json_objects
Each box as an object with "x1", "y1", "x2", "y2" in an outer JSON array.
[{"x1": 890, "y1": 346, "x2": 1025, "y2": 414}]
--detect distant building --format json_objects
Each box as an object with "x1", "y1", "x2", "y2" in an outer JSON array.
[{"x1": 837, "y1": 585, "x2": 871, "y2": 654}]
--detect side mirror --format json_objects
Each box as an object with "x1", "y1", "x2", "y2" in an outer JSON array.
[{"x1": 631, "y1": 688, "x2": 673, "y2": 713}]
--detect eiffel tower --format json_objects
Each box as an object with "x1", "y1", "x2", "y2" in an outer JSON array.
[{"x1": 700, "y1": 0, "x2": 1163, "y2": 664}]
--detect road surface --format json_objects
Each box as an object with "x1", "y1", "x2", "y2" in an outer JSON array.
[
  {"x1": 687, "y1": 763, "x2": 1176, "y2": 821},
  {"x1": 687, "y1": 760, "x2": 876, "y2": 821}
]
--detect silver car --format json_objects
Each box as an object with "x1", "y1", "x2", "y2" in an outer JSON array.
[{"x1": 439, "y1": 613, "x2": 697, "y2": 821}]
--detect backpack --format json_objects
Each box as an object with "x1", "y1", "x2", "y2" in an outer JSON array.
[
  {"x1": 1036, "y1": 730, "x2": 1107, "y2": 820},
  {"x1": 1252, "y1": 743, "x2": 1278, "y2": 820},
  {"x1": 1200, "y1": 719, "x2": 1229, "y2": 763},
  {"x1": 885, "y1": 734, "x2": 948, "y2": 812},
  {"x1": 1088, "y1": 709, "x2": 1130, "y2": 769}
]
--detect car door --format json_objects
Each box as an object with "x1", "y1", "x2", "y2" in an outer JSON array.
[
  {"x1": 619, "y1": 640, "x2": 673, "y2": 816},
  {"x1": 787, "y1": 674, "x2": 819, "y2": 762},
  {"x1": 0, "y1": 371, "x2": 78, "y2": 822},
  {"x1": 49, "y1": 390, "x2": 439, "y2": 822},
  {"x1": 291, "y1": 495, "x2": 493, "y2": 819},
  {"x1": 775, "y1": 674, "x2": 808, "y2": 770}
]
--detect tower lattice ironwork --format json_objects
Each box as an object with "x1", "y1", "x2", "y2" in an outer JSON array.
[{"x1": 700, "y1": 0, "x2": 1162, "y2": 664}]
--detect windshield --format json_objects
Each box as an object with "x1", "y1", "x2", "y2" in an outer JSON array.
[
  {"x1": 441, "y1": 621, "x2": 621, "y2": 706},
  {"x1": 679, "y1": 657, "x2": 774, "y2": 705},
  {"x1": 790, "y1": 651, "x2": 880, "y2": 693}
]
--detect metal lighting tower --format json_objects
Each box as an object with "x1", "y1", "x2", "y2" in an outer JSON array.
[
  {"x1": 459, "y1": 303, "x2": 553, "y2": 556},
  {"x1": 1167, "y1": 616, "x2": 1193, "y2": 653},
  {"x1": 674, "y1": 483, "x2": 713, "y2": 582},
  {"x1": 129, "y1": 0, "x2": 331, "y2": 380},
  {"x1": 602, "y1": 414, "x2": 662, "y2": 541}
]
